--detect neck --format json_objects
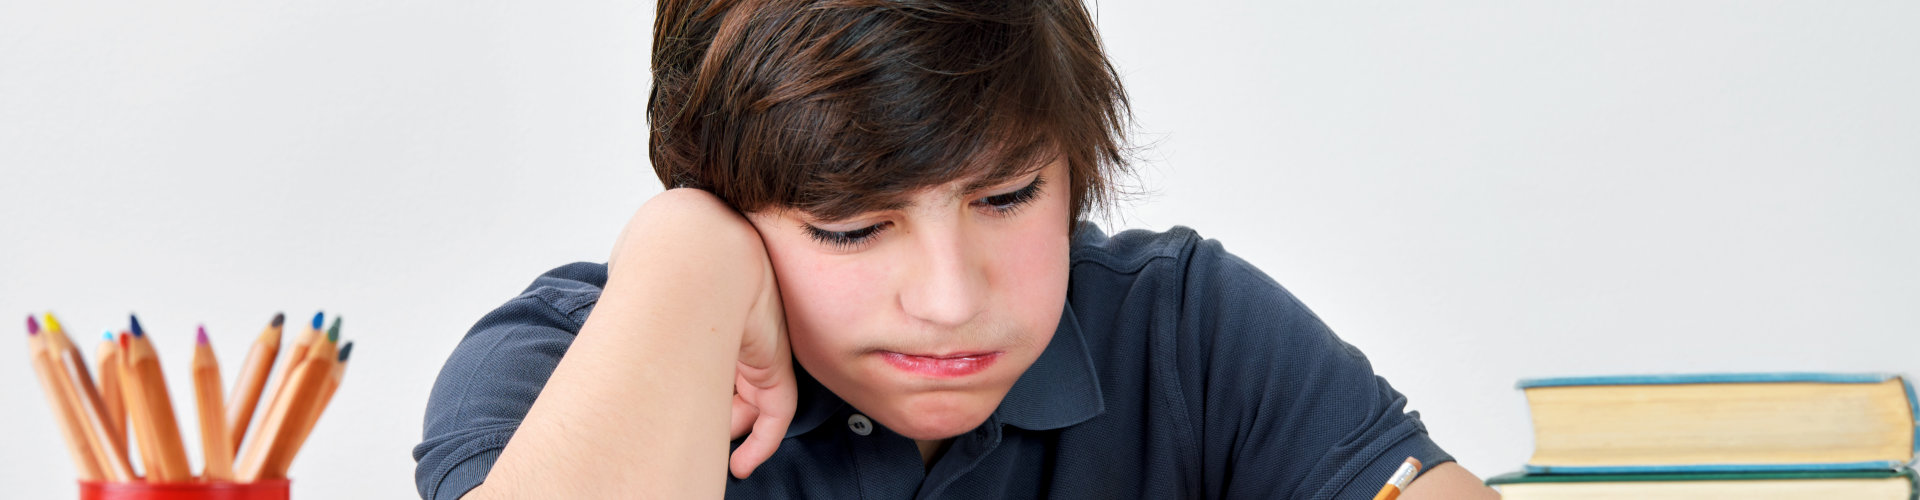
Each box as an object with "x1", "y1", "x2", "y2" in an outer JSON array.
[{"x1": 915, "y1": 439, "x2": 953, "y2": 468}]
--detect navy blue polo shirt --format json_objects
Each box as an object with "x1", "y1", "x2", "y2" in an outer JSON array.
[{"x1": 414, "y1": 224, "x2": 1452, "y2": 499}]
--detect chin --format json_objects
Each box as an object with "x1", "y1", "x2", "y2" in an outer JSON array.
[{"x1": 880, "y1": 391, "x2": 1002, "y2": 440}]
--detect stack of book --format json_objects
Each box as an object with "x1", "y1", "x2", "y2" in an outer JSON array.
[{"x1": 1489, "y1": 373, "x2": 1918, "y2": 499}]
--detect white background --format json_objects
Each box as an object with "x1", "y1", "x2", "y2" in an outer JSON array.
[{"x1": 3, "y1": 1, "x2": 1916, "y2": 498}]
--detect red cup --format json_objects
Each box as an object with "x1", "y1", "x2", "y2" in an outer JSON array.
[{"x1": 78, "y1": 480, "x2": 291, "y2": 500}]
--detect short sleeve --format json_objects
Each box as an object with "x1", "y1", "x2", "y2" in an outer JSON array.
[
  {"x1": 1182, "y1": 240, "x2": 1453, "y2": 500},
  {"x1": 412, "y1": 267, "x2": 601, "y2": 500}
]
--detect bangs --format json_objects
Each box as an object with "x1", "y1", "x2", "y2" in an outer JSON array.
[
  {"x1": 651, "y1": 0, "x2": 1130, "y2": 223},
  {"x1": 787, "y1": 112, "x2": 1064, "y2": 221}
]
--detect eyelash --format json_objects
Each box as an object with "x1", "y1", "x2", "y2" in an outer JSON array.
[{"x1": 803, "y1": 176, "x2": 1047, "y2": 249}]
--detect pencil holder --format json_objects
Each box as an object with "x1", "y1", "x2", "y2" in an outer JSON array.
[{"x1": 78, "y1": 480, "x2": 290, "y2": 500}]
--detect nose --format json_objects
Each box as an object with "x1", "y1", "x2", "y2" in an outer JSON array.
[{"x1": 897, "y1": 219, "x2": 990, "y2": 328}]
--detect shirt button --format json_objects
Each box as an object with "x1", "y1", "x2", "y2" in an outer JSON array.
[{"x1": 847, "y1": 414, "x2": 873, "y2": 436}]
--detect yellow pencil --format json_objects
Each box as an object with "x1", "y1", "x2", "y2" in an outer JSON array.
[
  {"x1": 225, "y1": 313, "x2": 283, "y2": 458},
  {"x1": 41, "y1": 313, "x2": 135, "y2": 481},
  {"x1": 1371, "y1": 457, "x2": 1423, "y2": 500},
  {"x1": 192, "y1": 326, "x2": 234, "y2": 481}
]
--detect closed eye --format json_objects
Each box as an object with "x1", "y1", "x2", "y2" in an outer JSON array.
[
  {"x1": 975, "y1": 175, "x2": 1045, "y2": 215},
  {"x1": 801, "y1": 175, "x2": 1045, "y2": 250},
  {"x1": 804, "y1": 221, "x2": 891, "y2": 249}
]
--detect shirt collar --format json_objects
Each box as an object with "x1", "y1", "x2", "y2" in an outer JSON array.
[
  {"x1": 783, "y1": 302, "x2": 1106, "y2": 437},
  {"x1": 993, "y1": 303, "x2": 1106, "y2": 430},
  {"x1": 784, "y1": 361, "x2": 845, "y2": 438}
]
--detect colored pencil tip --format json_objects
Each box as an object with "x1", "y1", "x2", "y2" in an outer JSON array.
[
  {"x1": 271, "y1": 312, "x2": 286, "y2": 328},
  {"x1": 43, "y1": 312, "x2": 63, "y2": 333},
  {"x1": 102, "y1": 330, "x2": 115, "y2": 342},
  {"x1": 119, "y1": 332, "x2": 129, "y2": 350},
  {"x1": 26, "y1": 315, "x2": 39, "y2": 335},
  {"x1": 327, "y1": 317, "x2": 341, "y2": 343},
  {"x1": 129, "y1": 314, "x2": 145, "y2": 337},
  {"x1": 311, "y1": 311, "x2": 324, "y2": 330},
  {"x1": 197, "y1": 325, "x2": 209, "y2": 344},
  {"x1": 338, "y1": 341, "x2": 354, "y2": 362}
]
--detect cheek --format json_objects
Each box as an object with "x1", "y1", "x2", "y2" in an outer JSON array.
[
  {"x1": 767, "y1": 247, "x2": 891, "y2": 351},
  {"x1": 990, "y1": 200, "x2": 1074, "y2": 336}
]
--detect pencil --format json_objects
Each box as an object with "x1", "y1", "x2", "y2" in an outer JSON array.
[
  {"x1": 41, "y1": 313, "x2": 135, "y2": 481},
  {"x1": 97, "y1": 330, "x2": 128, "y2": 466},
  {"x1": 118, "y1": 331, "x2": 162, "y2": 480},
  {"x1": 273, "y1": 312, "x2": 323, "y2": 394},
  {"x1": 1370, "y1": 456, "x2": 1423, "y2": 500},
  {"x1": 258, "y1": 312, "x2": 321, "y2": 436},
  {"x1": 281, "y1": 339, "x2": 352, "y2": 478},
  {"x1": 225, "y1": 312, "x2": 283, "y2": 458},
  {"x1": 192, "y1": 325, "x2": 235, "y2": 481},
  {"x1": 124, "y1": 314, "x2": 192, "y2": 482},
  {"x1": 27, "y1": 316, "x2": 107, "y2": 481},
  {"x1": 234, "y1": 317, "x2": 340, "y2": 481}
]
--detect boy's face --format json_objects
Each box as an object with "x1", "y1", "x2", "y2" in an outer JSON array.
[{"x1": 747, "y1": 159, "x2": 1072, "y2": 441}]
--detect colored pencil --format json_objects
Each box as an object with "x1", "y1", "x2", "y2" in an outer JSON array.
[
  {"x1": 117, "y1": 332, "x2": 161, "y2": 479},
  {"x1": 258, "y1": 312, "x2": 321, "y2": 435},
  {"x1": 40, "y1": 313, "x2": 135, "y2": 481},
  {"x1": 27, "y1": 316, "x2": 107, "y2": 480},
  {"x1": 31, "y1": 311, "x2": 351, "y2": 486},
  {"x1": 282, "y1": 338, "x2": 351, "y2": 478},
  {"x1": 1370, "y1": 456, "x2": 1423, "y2": 500},
  {"x1": 96, "y1": 330, "x2": 129, "y2": 470},
  {"x1": 192, "y1": 325, "x2": 235, "y2": 481},
  {"x1": 123, "y1": 314, "x2": 192, "y2": 482},
  {"x1": 235, "y1": 317, "x2": 340, "y2": 481},
  {"x1": 224, "y1": 313, "x2": 282, "y2": 459}
]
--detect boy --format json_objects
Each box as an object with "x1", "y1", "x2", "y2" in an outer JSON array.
[{"x1": 415, "y1": 0, "x2": 1499, "y2": 498}]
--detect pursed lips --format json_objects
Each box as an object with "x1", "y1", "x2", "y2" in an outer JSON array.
[{"x1": 878, "y1": 350, "x2": 1002, "y2": 377}]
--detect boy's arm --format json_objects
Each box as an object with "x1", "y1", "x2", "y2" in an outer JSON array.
[
  {"x1": 465, "y1": 189, "x2": 793, "y2": 499},
  {"x1": 1401, "y1": 462, "x2": 1501, "y2": 499}
]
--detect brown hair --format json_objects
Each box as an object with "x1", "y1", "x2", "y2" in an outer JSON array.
[{"x1": 649, "y1": 0, "x2": 1131, "y2": 223}]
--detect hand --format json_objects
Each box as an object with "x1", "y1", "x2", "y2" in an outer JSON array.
[
  {"x1": 607, "y1": 188, "x2": 800, "y2": 480},
  {"x1": 726, "y1": 229, "x2": 795, "y2": 479},
  {"x1": 479, "y1": 189, "x2": 799, "y2": 498}
]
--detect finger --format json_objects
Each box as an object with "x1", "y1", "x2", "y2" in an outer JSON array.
[
  {"x1": 728, "y1": 408, "x2": 793, "y2": 479},
  {"x1": 729, "y1": 393, "x2": 757, "y2": 440}
]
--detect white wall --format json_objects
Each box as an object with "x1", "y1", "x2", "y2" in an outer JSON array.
[{"x1": 3, "y1": 1, "x2": 1915, "y2": 497}]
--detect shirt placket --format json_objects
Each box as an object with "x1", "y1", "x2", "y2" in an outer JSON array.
[
  {"x1": 842, "y1": 408, "x2": 927, "y2": 499},
  {"x1": 915, "y1": 416, "x2": 1005, "y2": 500}
]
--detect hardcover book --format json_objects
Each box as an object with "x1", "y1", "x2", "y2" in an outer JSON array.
[{"x1": 1518, "y1": 373, "x2": 1917, "y2": 474}]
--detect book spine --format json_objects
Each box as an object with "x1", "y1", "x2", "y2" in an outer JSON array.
[
  {"x1": 1525, "y1": 461, "x2": 1912, "y2": 475},
  {"x1": 1902, "y1": 377, "x2": 1919, "y2": 458},
  {"x1": 1517, "y1": 372, "x2": 1900, "y2": 389}
]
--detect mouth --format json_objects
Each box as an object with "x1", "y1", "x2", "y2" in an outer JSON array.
[{"x1": 878, "y1": 351, "x2": 1002, "y2": 378}]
